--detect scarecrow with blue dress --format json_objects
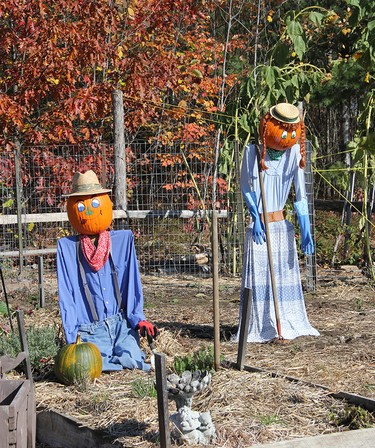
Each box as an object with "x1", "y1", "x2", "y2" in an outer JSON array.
[{"x1": 234, "y1": 103, "x2": 320, "y2": 342}]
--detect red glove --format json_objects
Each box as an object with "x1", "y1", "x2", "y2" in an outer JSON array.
[{"x1": 137, "y1": 320, "x2": 159, "y2": 340}]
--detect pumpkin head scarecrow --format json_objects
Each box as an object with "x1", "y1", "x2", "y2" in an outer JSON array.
[
  {"x1": 259, "y1": 102, "x2": 305, "y2": 170},
  {"x1": 233, "y1": 102, "x2": 320, "y2": 343},
  {"x1": 57, "y1": 170, "x2": 158, "y2": 372}
]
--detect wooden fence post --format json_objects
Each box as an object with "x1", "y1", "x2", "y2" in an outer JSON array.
[
  {"x1": 154, "y1": 353, "x2": 171, "y2": 448},
  {"x1": 237, "y1": 288, "x2": 252, "y2": 370},
  {"x1": 112, "y1": 89, "x2": 127, "y2": 211},
  {"x1": 211, "y1": 210, "x2": 221, "y2": 371}
]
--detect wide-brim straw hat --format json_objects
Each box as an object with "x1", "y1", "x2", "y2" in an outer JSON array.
[
  {"x1": 63, "y1": 170, "x2": 112, "y2": 197},
  {"x1": 269, "y1": 103, "x2": 300, "y2": 124}
]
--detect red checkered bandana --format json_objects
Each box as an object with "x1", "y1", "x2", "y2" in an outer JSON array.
[{"x1": 80, "y1": 231, "x2": 110, "y2": 272}]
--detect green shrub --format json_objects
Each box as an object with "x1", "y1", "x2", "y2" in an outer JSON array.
[
  {"x1": 0, "y1": 325, "x2": 60, "y2": 377},
  {"x1": 315, "y1": 210, "x2": 364, "y2": 266}
]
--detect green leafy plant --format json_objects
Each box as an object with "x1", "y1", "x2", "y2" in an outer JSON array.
[
  {"x1": 131, "y1": 377, "x2": 157, "y2": 398},
  {"x1": 330, "y1": 405, "x2": 373, "y2": 430},
  {"x1": 173, "y1": 345, "x2": 216, "y2": 375},
  {"x1": 0, "y1": 325, "x2": 60, "y2": 376}
]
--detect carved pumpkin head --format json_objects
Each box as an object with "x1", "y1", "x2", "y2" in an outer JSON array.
[
  {"x1": 64, "y1": 170, "x2": 113, "y2": 235},
  {"x1": 67, "y1": 193, "x2": 113, "y2": 235},
  {"x1": 259, "y1": 103, "x2": 306, "y2": 171}
]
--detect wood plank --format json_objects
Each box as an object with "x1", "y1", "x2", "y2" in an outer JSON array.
[
  {"x1": 16, "y1": 311, "x2": 33, "y2": 380},
  {"x1": 225, "y1": 360, "x2": 375, "y2": 412},
  {"x1": 0, "y1": 406, "x2": 10, "y2": 446},
  {"x1": 0, "y1": 353, "x2": 27, "y2": 376},
  {"x1": 0, "y1": 209, "x2": 228, "y2": 225},
  {"x1": 36, "y1": 409, "x2": 112, "y2": 448}
]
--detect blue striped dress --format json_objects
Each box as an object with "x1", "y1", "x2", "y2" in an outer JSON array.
[{"x1": 235, "y1": 144, "x2": 320, "y2": 342}]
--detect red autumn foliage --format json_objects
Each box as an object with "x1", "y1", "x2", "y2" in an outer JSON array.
[{"x1": 0, "y1": 0, "x2": 248, "y2": 150}]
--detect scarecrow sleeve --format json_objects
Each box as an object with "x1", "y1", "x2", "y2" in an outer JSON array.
[
  {"x1": 240, "y1": 144, "x2": 260, "y2": 210},
  {"x1": 114, "y1": 230, "x2": 146, "y2": 329},
  {"x1": 56, "y1": 239, "x2": 79, "y2": 344},
  {"x1": 292, "y1": 144, "x2": 314, "y2": 255},
  {"x1": 293, "y1": 144, "x2": 309, "y2": 214},
  {"x1": 239, "y1": 144, "x2": 266, "y2": 244}
]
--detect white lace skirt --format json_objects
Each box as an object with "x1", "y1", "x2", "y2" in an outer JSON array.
[{"x1": 235, "y1": 220, "x2": 320, "y2": 342}]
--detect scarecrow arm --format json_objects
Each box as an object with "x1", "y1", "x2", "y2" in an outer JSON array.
[
  {"x1": 294, "y1": 199, "x2": 314, "y2": 255},
  {"x1": 240, "y1": 145, "x2": 266, "y2": 244},
  {"x1": 242, "y1": 191, "x2": 266, "y2": 244},
  {"x1": 293, "y1": 148, "x2": 314, "y2": 255},
  {"x1": 137, "y1": 320, "x2": 159, "y2": 340}
]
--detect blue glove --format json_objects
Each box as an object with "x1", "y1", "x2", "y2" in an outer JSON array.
[
  {"x1": 243, "y1": 191, "x2": 266, "y2": 244},
  {"x1": 252, "y1": 216, "x2": 266, "y2": 244},
  {"x1": 297, "y1": 214, "x2": 314, "y2": 255}
]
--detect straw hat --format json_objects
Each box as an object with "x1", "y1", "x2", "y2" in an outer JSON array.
[
  {"x1": 269, "y1": 103, "x2": 300, "y2": 124},
  {"x1": 64, "y1": 170, "x2": 111, "y2": 197}
]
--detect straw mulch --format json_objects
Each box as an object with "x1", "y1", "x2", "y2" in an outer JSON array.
[{"x1": 2, "y1": 264, "x2": 375, "y2": 447}]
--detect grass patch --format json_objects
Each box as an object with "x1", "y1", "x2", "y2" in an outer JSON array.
[{"x1": 132, "y1": 377, "x2": 157, "y2": 398}]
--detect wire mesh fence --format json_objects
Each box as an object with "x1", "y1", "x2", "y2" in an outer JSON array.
[
  {"x1": 0, "y1": 142, "x2": 240, "y2": 277},
  {"x1": 0, "y1": 141, "x2": 317, "y2": 283}
]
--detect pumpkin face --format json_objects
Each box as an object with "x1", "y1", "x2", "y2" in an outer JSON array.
[
  {"x1": 261, "y1": 117, "x2": 301, "y2": 151},
  {"x1": 54, "y1": 334, "x2": 102, "y2": 385},
  {"x1": 67, "y1": 193, "x2": 113, "y2": 235}
]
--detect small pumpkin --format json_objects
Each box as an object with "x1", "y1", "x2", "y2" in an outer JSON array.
[
  {"x1": 260, "y1": 116, "x2": 302, "y2": 151},
  {"x1": 54, "y1": 334, "x2": 102, "y2": 385},
  {"x1": 67, "y1": 193, "x2": 113, "y2": 235}
]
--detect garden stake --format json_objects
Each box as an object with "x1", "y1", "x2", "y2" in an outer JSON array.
[
  {"x1": 0, "y1": 265, "x2": 14, "y2": 333},
  {"x1": 154, "y1": 353, "x2": 171, "y2": 448},
  {"x1": 255, "y1": 137, "x2": 283, "y2": 339}
]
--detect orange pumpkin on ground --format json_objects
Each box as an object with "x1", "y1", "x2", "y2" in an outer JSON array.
[
  {"x1": 54, "y1": 334, "x2": 102, "y2": 385},
  {"x1": 67, "y1": 193, "x2": 113, "y2": 235}
]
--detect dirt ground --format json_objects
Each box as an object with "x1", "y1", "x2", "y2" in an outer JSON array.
[{"x1": 2, "y1": 263, "x2": 375, "y2": 447}]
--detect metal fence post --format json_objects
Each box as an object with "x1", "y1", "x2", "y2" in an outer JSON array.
[
  {"x1": 38, "y1": 256, "x2": 45, "y2": 308},
  {"x1": 305, "y1": 140, "x2": 317, "y2": 291},
  {"x1": 14, "y1": 142, "x2": 24, "y2": 273},
  {"x1": 234, "y1": 140, "x2": 245, "y2": 274}
]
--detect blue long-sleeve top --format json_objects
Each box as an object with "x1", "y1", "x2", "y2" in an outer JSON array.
[{"x1": 57, "y1": 229, "x2": 146, "y2": 344}]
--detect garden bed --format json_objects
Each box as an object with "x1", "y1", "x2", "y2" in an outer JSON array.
[{"x1": 2, "y1": 264, "x2": 375, "y2": 447}]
